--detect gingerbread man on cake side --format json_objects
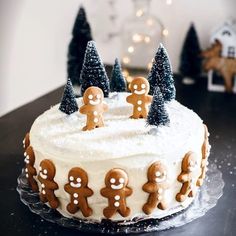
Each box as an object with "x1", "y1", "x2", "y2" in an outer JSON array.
[
  {"x1": 126, "y1": 77, "x2": 152, "y2": 119},
  {"x1": 142, "y1": 161, "x2": 170, "y2": 215},
  {"x1": 23, "y1": 132, "x2": 30, "y2": 150},
  {"x1": 64, "y1": 167, "x2": 93, "y2": 217},
  {"x1": 24, "y1": 146, "x2": 38, "y2": 192},
  {"x1": 176, "y1": 152, "x2": 198, "y2": 202},
  {"x1": 100, "y1": 168, "x2": 132, "y2": 219},
  {"x1": 197, "y1": 125, "x2": 210, "y2": 186},
  {"x1": 38, "y1": 159, "x2": 59, "y2": 209},
  {"x1": 80, "y1": 86, "x2": 108, "y2": 131}
]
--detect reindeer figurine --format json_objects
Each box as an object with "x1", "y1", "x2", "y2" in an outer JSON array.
[{"x1": 201, "y1": 39, "x2": 236, "y2": 93}]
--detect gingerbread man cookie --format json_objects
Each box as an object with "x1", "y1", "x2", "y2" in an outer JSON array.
[
  {"x1": 64, "y1": 167, "x2": 93, "y2": 217},
  {"x1": 197, "y1": 125, "x2": 210, "y2": 186},
  {"x1": 79, "y1": 86, "x2": 108, "y2": 131},
  {"x1": 23, "y1": 132, "x2": 30, "y2": 150},
  {"x1": 126, "y1": 77, "x2": 152, "y2": 119},
  {"x1": 142, "y1": 161, "x2": 169, "y2": 215},
  {"x1": 176, "y1": 152, "x2": 198, "y2": 202},
  {"x1": 38, "y1": 159, "x2": 59, "y2": 209},
  {"x1": 24, "y1": 146, "x2": 38, "y2": 192},
  {"x1": 100, "y1": 168, "x2": 132, "y2": 219}
]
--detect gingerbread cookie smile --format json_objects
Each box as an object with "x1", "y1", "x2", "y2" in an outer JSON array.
[
  {"x1": 110, "y1": 177, "x2": 125, "y2": 190},
  {"x1": 39, "y1": 166, "x2": 48, "y2": 180},
  {"x1": 155, "y1": 170, "x2": 167, "y2": 183},
  {"x1": 88, "y1": 94, "x2": 102, "y2": 105},
  {"x1": 69, "y1": 176, "x2": 82, "y2": 188}
]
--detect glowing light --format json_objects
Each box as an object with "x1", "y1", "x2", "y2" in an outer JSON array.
[
  {"x1": 144, "y1": 36, "x2": 151, "y2": 43},
  {"x1": 166, "y1": 0, "x2": 172, "y2": 5},
  {"x1": 128, "y1": 46, "x2": 134, "y2": 53},
  {"x1": 136, "y1": 9, "x2": 143, "y2": 17},
  {"x1": 147, "y1": 62, "x2": 153, "y2": 70},
  {"x1": 146, "y1": 19, "x2": 153, "y2": 26},
  {"x1": 122, "y1": 57, "x2": 130, "y2": 64},
  {"x1": 162, "y1": 29, "x2": 169, "y2": 36},
  {"x1": 122, "y1": 69, "x2": 129, "y2": 78},
  {"x1": 132, "y1": 33, "x2": 143, "y2": 43}
]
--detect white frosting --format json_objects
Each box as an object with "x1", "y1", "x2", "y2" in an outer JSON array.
[{"x1": 30, "y1": 92, "x2": 205, "y2": 222}]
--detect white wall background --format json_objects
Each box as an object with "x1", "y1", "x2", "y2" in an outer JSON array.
[{"x1": 0, "y1": 0, "x2": 235, "y2": 116}]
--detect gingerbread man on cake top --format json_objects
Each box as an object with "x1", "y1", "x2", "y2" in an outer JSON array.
[
  {"x1": 24, "y1": 146, "x2": 38, "y2": 192},
  {"x1": 100, "y1": 168, "x2": 133, "y2": 219},
  {"x1": 142, "y1": 161, "x2": 170, "y2": 215},
  {"x1": 176, "y1": 152, "x2": 198, "y2": 202},
  {"x1": 38, "y1": 159, "x2": 59, "y2": 209},
  {"x1": 80, "y1": 86, "x2": 108, "y2": 131},
  {"x1": 64, "y1": 167, "x2": 93, "y2": 217},
  {"x1": 126, "y1": 77, "x2": 152, "y2": 119},
  {"x1": 197, "y1": 125, "x2": 210, "y2": 186}
]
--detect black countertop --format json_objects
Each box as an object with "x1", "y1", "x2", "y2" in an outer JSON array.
[{"x1": 0, "y1": 75, "x2": 236, "y2": 236}]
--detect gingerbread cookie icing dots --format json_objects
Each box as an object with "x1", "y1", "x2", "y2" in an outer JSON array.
[
  {"x1": 126, "y1": 77, "x2": 152, "y2": 119},
  {"x1": 142, "y1": 161, "x2": 169, "y2": 215},
  {"x1": 176, "y1": 152, "x2": 198, "y2": 202},
  {"x1": 38, "y1": 159, "x2": 59, "y2": 209},
  {"x1": 101, "y1": 168, "x2": 132, "y2": 219},
  {"x1": 23, "y1": 132, "x2": 30, "y2": 150},
  {"x1": 24, "y1": 146, "x2": 38, "y2": 192},
  {"x1": 64, "y1": 167, "x2": 93, "y2": 217},
  {"x1": 79, "y1": 86, "x2": 108, "y2": 131}
]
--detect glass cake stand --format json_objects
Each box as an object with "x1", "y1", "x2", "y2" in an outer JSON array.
[{"x1": 17, "y1": 162, "x2": 224, "y2": 234}]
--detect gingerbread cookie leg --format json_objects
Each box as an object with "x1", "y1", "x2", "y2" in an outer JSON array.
[
  {"x1": 103, "y1": 206, "x2": 117, "y2": 219},
  {"x1": 143, "y1": 193, "x2": 158, "y2": 215},
  {"x1": 176, "y1": 183, "x2": 189, "y2": 202},
  {"x1": 40, "y1": 194, "x2": 47, "y2": 203},
  {"x1": 79, "y1": 198, "x2": 93, "y2": 217},
  {"x1": 157, "y1": 199, "x2": 168, "y2": 210},
  {"x1": 47, "y1": 192, "x2": 59, "y2": 209},
  {"x1": 118, "y1": 204, "x2": 131, "y2": 217},
  {"x1": 67, "y1": 202, "x2": 78, "y2": 214},
  {"x1": 28, "y1": 178, "x2": 39, "y2": 192}
]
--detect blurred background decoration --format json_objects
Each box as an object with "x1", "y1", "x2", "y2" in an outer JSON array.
[{"x1": 0, "y1": 0, "x2": 236, "y2": 116}]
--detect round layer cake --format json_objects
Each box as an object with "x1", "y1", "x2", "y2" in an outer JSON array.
[{"x1": 28, "y1": 92, "x2": 207, "y2": 222}]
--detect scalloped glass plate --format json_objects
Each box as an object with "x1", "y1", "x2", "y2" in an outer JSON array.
[{"x1": 17, "y1": 163, "x2": 224, "y2": 234}]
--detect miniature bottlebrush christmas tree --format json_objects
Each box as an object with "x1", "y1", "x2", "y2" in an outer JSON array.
[
  {"x1": 80, "y1": 41, "x2": 110, "y2": 97},
  {"x1": 148, "y1": 44, "x2": 176, "y2": 101},
  {"x1": 147, "y1": 86, "x2": 170, "y2": 127},
  {"x1": 179, "y1": 24, "x2": 202, "y2": 84},
  {"x1": 67, "y1": 6, "x2": 93, "y2": 86},
  {"x1": 110, "y1": 58, "x2": 126, "y2": 92},
  {"x1": 59, "y1": 78, "x2": 78, "y2": 115}
]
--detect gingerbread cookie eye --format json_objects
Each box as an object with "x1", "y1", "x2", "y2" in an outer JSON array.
[
  {"x1": 119, "y1": 178, "x2": 125, "y2": 184},
  {"x1": 141, "y1": 83, "x2": 146, "y2": 89},
  {"x1": 88, "y1": 94, "x2": 93, "y2": 100},
  {"x1": 39, "y1": 166, "x2": 42, "y2": 171},
  {"x1": 97, "y1": 94, "x2": 101, "y2": 99},
  {"x1": 133, "y1": 84, "x2": 138, "y2": 89},
  {"x1": 69, "y1": 176, "x2": 74, "y2": 181},
  {"x1": 43, "y1": 169, "x2": 48, "y2": 174},
  {"x1": 110, "y1": 178, "x2": 115, "y2": 183},
  {"x1": 76, "y1": 177, "x2": 81, "y2": 183}
]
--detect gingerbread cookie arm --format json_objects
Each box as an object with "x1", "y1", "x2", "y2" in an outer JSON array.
[
  {"x1": 84, "y1": 188, "x2": 93, "y2": 197},
  {"x1": 143, "y1": 182, "x2": 158, "y2": 193},
  {"x1": 103, "y1": 103, "x2": 109, "y2": 112},
  {"x1": 177, "y1": 173, "x2": 189, "y2": 183},
  {"x1": 47, "y1": 181, "x2": 58, "y2": 190},
  {"x1": 126, "y1": 94, "x2": 134, "y2": 104},
  {"x1": 28, "y1": 166, "x2": 37, "y2": 176},
  {"x1": 79, "y1": 105, "x2": 87, "y2": 114},
  {"x1": 100, "y1": 187, "x2": 110, "y2": 198},
  {"x1": 145, "y1": 95, "x2": 153, "y2": 103},
  {"x1": 64, "y1": 183, "x2": 73, "y2": 194},
  {"x1": 124, "y1": 187, "x2": 133, "y2": 196}
]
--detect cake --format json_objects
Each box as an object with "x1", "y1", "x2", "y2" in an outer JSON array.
[{"x1": 21, "y1": 41, "x2": 210, "y2": 226}]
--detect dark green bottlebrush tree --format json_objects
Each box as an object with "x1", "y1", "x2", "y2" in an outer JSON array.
[
  {"x1": 67, "y1": 6, "x2": 93, "y2": 86},
  {"x1": 147, "y1": 86, "x2": 170, "y2": 127},
  {"x1": 148, "y1": 44, "x2": 176, "y2": 101},
  {"x1": 59, "y1": 78, "x2": 78, "y2": 115},
  {"x1": 80, "y1": 41, "x2": 110, "y2": 97},
  {"x1": 110, "y1": 58, "x2": 126, "y2": 92},
  {"x1": 179, "y1": 23, "x2": 202, "y2": 81}
]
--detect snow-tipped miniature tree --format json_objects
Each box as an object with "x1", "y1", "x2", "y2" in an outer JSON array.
[
  {"x1": 148, "y1": 44, "x2": 176, "y2": 101},
  {"x1": 110, "y1": 58, "x2": 126, "y2": 92},
  {"x1": 147, "y1": 57, "x2": 160, "y2": 96},
  {"x1": 147, "y1": 86, "x2": 170, "y2": 127},
  {"x1": 80, "y1": 41, "x2": 110, "y2": 97},
  {"x1": 59, "y1": 78, "x2": 78, "y2": 115},
  {"x1": 67, "y1": 6, "x2": 93, "y2": 86},
  {"x1": 179, "y1": 24, "x2": 202, "y2": 84}
]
